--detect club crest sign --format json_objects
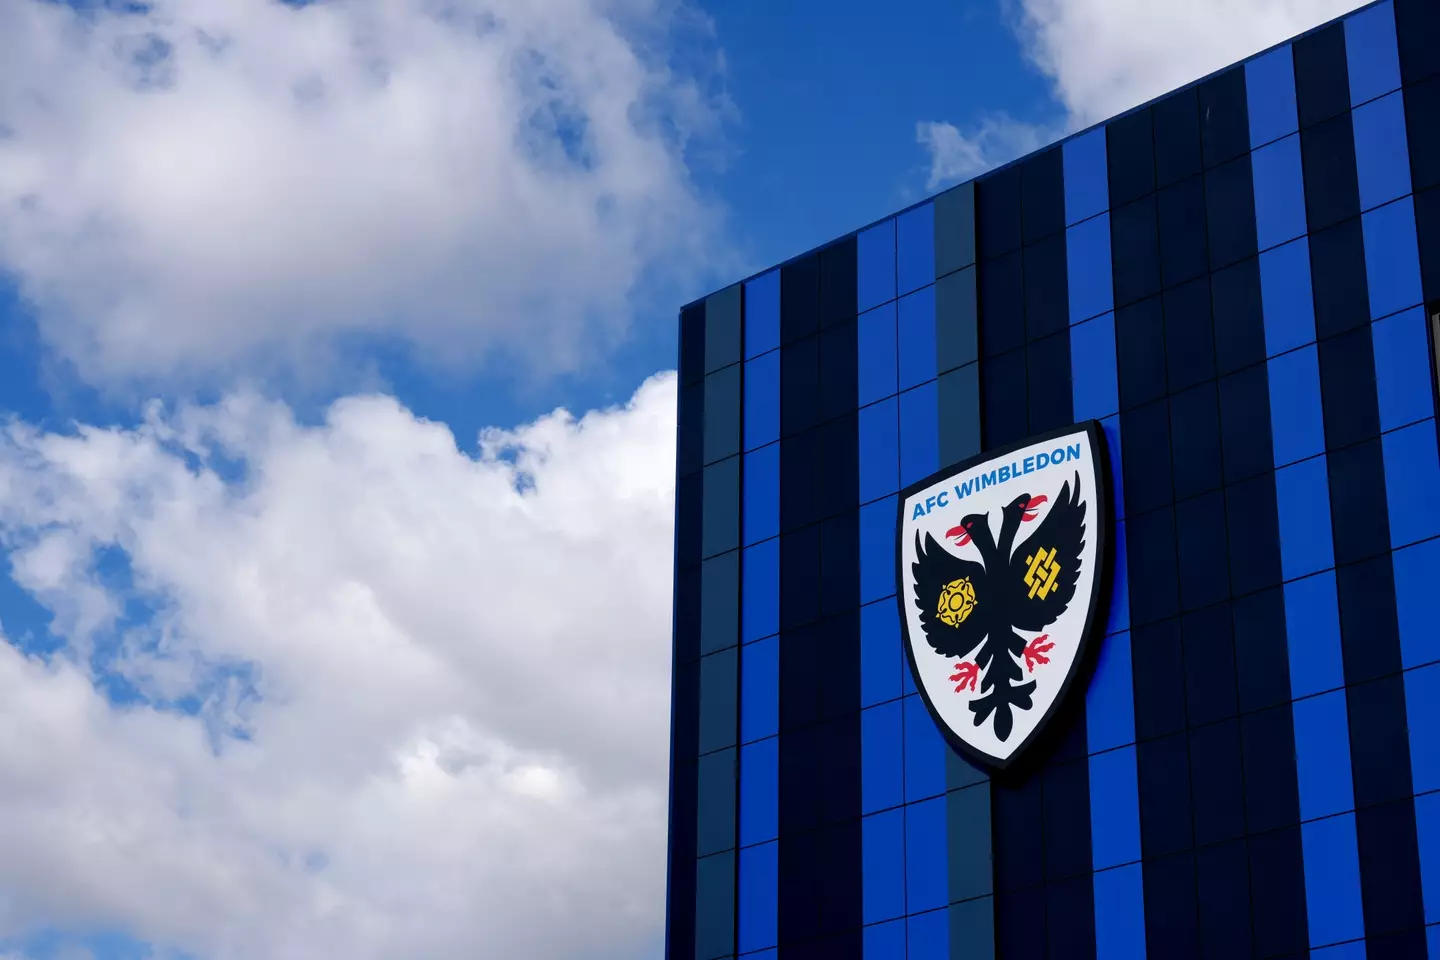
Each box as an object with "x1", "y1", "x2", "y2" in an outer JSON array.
[{"x1": 896, "y1": 422, "x2": 1111, "y2": 772}]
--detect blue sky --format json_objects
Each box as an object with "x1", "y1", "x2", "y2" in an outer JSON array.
[{"x1": 0, "y1": 0, "x2": 1365, "y2": 957}]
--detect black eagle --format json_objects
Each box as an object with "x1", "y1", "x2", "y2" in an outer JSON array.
[{"x1": 910, "y1": 473, "x2": 1088, "y2": 742}]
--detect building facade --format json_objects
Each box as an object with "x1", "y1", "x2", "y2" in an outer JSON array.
[{"x1": 666, "y1": 1, "x2": 1440, "y2": 956}]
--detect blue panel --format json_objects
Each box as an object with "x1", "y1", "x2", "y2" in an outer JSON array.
[
  {"x1": 1260, "y1": 237, "x2": 1317, "y2": 357},
  {"x1": 742, "y1": 442, "x2": 780, "y2": 546},
  {"x1": 1067, "y1": 214, "x2": 1115, "y2": 323},
  {"x1": 899, "y1": 382, "x2": 940, "y2": 487},
  {"x1": 1352, "y1": 92, "x2": 1412, "y2": 211},
  {"x1": 1103, "y1": 414, "x2": 1126, "y2": 523},
  {"x1": 1301, "y1": 813, "x2": 1366, "y2": 948},
  {"x1": 1106, "y1": 518, "x2": 1131, "y2": 636},
  {"x1": 1363, "y1": 196, "x2": 1424, "y2": 320},
  {"x1": 1311, "y1": 943, "x2": 1366, "y2": 959},
  {"x1": 860, "y1": 220, "x2": 898, "y2": 313},
  {"x1": 861, "y1": 496, "x2": 899, "y2": 603},
  {"x1": 858, "y1": 302, "x2": 900, "y2": 406},
  {"x1": 1416, "y1": 792, "x2": 1440, "y2": 924},
  {"x1": 859, "y1": 397, "x2": 901, "y2": 505},
  {"x1": 1087, "y1": 631, "x2": 1136, "y2": 752},
  {"x1": 865, "y1": 919, "x2": 906, "y2": 958},
  {"x1": 1275, "y1": 456, "x2": 1335, "y2": 580},
  {"x1": 861, "y1": 599, "x2": 903, "y2": 707},
  {"x1": 740, "y1": 636, "x2": 778, "y2": 741},
  {"x1": 1064, "y1": 126, "x2": 1109, "y2": 226},
  {"x1": 1373, "y1": 307, "x2": 1435, "y2": 429},
  {"x1": 1406, "y1": 663, "x2": 1440, "y2": 795},
  {"x1": 738, "y1": 740, "x2": 776, "y2": 848},
  {"x1": 898, "y1": 285, "x2": 938, "y2": 392},
  {"x1": 744, "y1": 350, "x2": 781, "y2": 452},
  {"x1": 1094, "y1": 863, "x2": 1147, "y2": 960},
  {"x1": 905, "y1": 796, "x2": 949, "y2": 914},
  {"x1": 1252, "y1": 134, "x2": 1308, "y2": 251},
  {"x1": 1293, "y1": 690, "x2": 1357, "y2": 821},
  {"x1": 1267, "y1": 345, "x2": 1326, "y2": 466},
  {"x1": 862, "y1": 701, "x2": 904, "y2": 814},
  {"x1": 1090, "y1": 745, "x2": 1143, "y2": 869},
  {"x1": 1345, "y1": 0, "x2": 1402, "y2": 106},
  {"x1": 738, "y1": 841, "x2": 778, "y2": 953},
  {"x1": 1285, "y1": 572, "x2": 1345, "y2": 698},
  {"x1": 862, "y1": 809, "x2": 906, "y2": 924},
  {"x1": 1382, "y1": 420, "x2": 1440, "y2": 548},
  {"x1": 695, "y1": 851, "x2": 736, "y2": 959},
  {"x1": 1072, "y1": 312, "x2": 1119, "y2": 420},
  {"x1": 898, "y1": 203, "x2": 936, "y2": 296},
  {"x1": 907, "y1": 906, "x2": 949, "y2": 958},
  {"x1": 904, "y1": 694, "x2": 947, "y2": 803},
  {"x1": 1247, "y1": 44, "x2": 1299, "y2": 148},
  {"x1": 1395, "y1": 538, "x2": 1440, "y2": 669},
  {"x1": 744, "y1": 269, "x2": 781, "y2": 361},
  {"x1": 741, "y1": 539, "x2": 779, "y2": 643}
]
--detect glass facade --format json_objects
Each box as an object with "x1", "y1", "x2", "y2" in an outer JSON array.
[{"x1": 667, "y1": 1, "x2": 1440, "y2": 956}]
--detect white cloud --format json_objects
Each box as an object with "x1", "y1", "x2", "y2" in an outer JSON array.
[
  {"x1": 0, "y1": 0, "x2": 730, "y2": 388},
  {"x1": 920, "y1": 0, "x2": 1368, "y2": 188},
  {"x1": 0, "y1": 373, "x2": 678, "y2": 960}
]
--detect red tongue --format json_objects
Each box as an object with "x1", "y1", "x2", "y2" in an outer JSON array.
[
  {"x1": 1022, "y1": 496, "x2": 1047, "y2": 521},
  {"x1": 945, "y1": 524, "x2": 972, "y2": 546}
]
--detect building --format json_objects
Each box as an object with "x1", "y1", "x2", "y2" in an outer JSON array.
[{"x1": 665, "y1": 1, "x2": 1440, "y2": 956}]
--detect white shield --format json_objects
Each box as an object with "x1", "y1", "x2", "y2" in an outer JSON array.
[{"x1": 896, "y1": 422, "x2": 1111, "y2": 771}]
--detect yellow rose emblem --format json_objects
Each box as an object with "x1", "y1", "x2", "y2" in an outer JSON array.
[{"x1": 937, "y1": 576, "x2": 977, "y2": 627}]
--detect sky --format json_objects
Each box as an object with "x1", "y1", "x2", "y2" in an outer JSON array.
[{"x1": 0, "y1": 0, "x2": 1369, "y2": 957}]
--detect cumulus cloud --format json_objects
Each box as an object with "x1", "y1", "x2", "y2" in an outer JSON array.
[
  {"x1": 920, "y1": 0, "x2": 1368, "y2": 188},
  {"x1": 0, "y1": 0, "x2": 730, "y2": 388},
  {"x1": 0, "y1": 373, "x2": 678, "y2": 960}
]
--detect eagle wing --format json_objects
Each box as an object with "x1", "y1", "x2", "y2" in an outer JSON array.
[
  {"x1": 911, "y1": 531, "x2": 990, "y2": 659},
  {"x1": 1006, "y1": 472, "x2": 1087, "y2": 632}
]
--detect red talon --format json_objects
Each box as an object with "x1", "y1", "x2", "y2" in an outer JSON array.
[
  {"x1": 950, "y1": 661, "x2": 979, "y2": 693},
  {"x1": 1023, "y1": 634, "x2": 1055, "y2": 672},
  {"x1": 1021, "y1": 495, "x2": 1048, "y2": 522}
]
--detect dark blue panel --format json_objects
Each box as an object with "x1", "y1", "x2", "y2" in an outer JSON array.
[
  {"x1": 1326, "y1": 440, "x2": 1392, "y2": 565},
  {"x1": 820, "y1": 319, "x2": 859, "y2": 422},
  {"x1": 1284, "y1": 571, "x2": 1345, "y2": 699},
  {"x1": 1242, "y1": 705, "x2": 1302, "y2": 834},
  {"x1": 1189, "y1": 720, "x2": 1246, "y2": 848},
  {"x1": 861, "y1": 809, "x2": 905, "y2": 924},
  {"x1": 1138, "y1": 732, "x2": 1193, "y2": 858},
  {"x1": 1155, "y1": 88, "x2": 1202, "y2": 188},
  {"x1": 820, "y1": 513, "x2": 860, "y2": 618},
  {"x1": 741, "y1": 636, "x2": 779, "y2": 741},
  {"x1": 1132, "y1": 618, "x2": 1186, "y2": 740},
  {"x1": 681, "y1": 301, "x2": 707, "y2": 386},
  {"x1": 1293, "y1": 689, "x2": 1356, "y2": 820},
  {"x1": 1126, "y1": 507, "x2": 1179, "y2": 627},
  {"x1": 778, "y1": 524, "x2": 820, "y2": 634},
  {"x1": 1218, "y1": 364, "x2": 1274, "y2": 482},
  {"x1": 1301, "y1": 113, "x2": 1361, "y2": 233},
  {"x1": 1200, "y1": 66, "x2": 1251, "y2": 168},
  {"x1": 1274, "y1": 455, "x2": 1335, "y2": 580},
  {"x1": 860, "y1": 701, "x2": 902, "y2": 815},
  {"x1": 978, "y1": 164, "x2": 1023, "y2": 258},
  {"x1": 1022, "y1": 145, "x2": 1066, "y2": 243},
  {"x1": 1336, "y1": 555, "x2": 1402, "y2": 684},
  {"x1": 740, "y1": 737, "x2": 778, "y2": 845},
  {"x1": 1120, "y1": 399, "x2": 1173, "y2": 515},
  {"x1": 1089, "y1": 745, "x2": 1141, "y2": 868},
  {"x1": 1023, "y1": 232, "x2": 1069, "y2": 340},
  {"x1": 1086, "y1": 630, "x2": 1135, "y2": 752},
  {"x1": 745, "y1": 351, "x2": 781, "y2": 453},
  {"x1": 1353, "y1": 92, "x2": 1412, "y2": 212},
  {"x1": 1116, "y1": 296, "x2": 1166, "y2": 410},
  {"x1": 1232, "y1": 586, "x2": 1290, "y2": 712},
  {"x1": 781, "y1": 255, "x2": 820, "y2": 346},
  {"x1": 1175, "y1": 492, "x2": 1230, "y2": 612},
  {"x1": 1169, "y1": 382, "x2": 1221, "y2": 499},
  {"x1": 1111, "y1": 196, "x2": 1162, "y2": 308},
  {"x1": 1043, "y1": 757, "x2": 1093, "y2": 881},
  {"x1": 1355, "y1": 799, "x2": 1427, "y2": 939},
  {"x1": 1396, "y1": 0, "x2": 1440, "y2": 84},
  {"x1": 1407, "y1": 76, "x2": 1440, "y2": 193},
  {"x1": 1294, "y1": 22, "x2": 1351, "y2": 128},
  {"x1": 1372, "y1": 307, "x2": 1435, "y2": 430},
  {"x1": 1395, "y1": 537, "x2": 1440, "y2": 669},
  {"x1": 1348, "y1": 674, "x2": 1415, "y2": 808},
  {"x1": 1093, "y1": 863, "x2": 1147, "y2": 960},
  {"x1": 1162, "y1": 277, "x2": 1215, "y2": 391},
  {"x1": 1311, "y1": 219, "x2": 1371, "y2": 339},
  {"x1": 1204, "y1": 154, "x2": 1258, "y2": 270},
  {"x1": 1247, "y1": 44, "x2": 1300, "y2": 148},
  {"x1": 743, "y1": 444, "x2": 780, "y2": 548},
  {"x1": 1362, "y1": 196, "x2": 1424, "y2": 320},
  {"x1": 1108, "y1": 108, "x2": 1156, "y2": 206},
  {"x1": 1026, "y1": 329, "x2": 1073, "y2": 434},
  {"x1": 1383, "y1": 420, "x2": 1440, "y2": 549},
  {"x1": 1158, "y1": 177, "x2": 1208, "y2": 288},
  {"x1": 858, "y1": 219, "x2": 897, "y2": 315},
  {"x1": 820, "y1": 238, "x2": 858, "y2": 328},
  {"x1": 781, "y1": 337, "x2": 820, "y2": 438},
  {"x1": 859, "y1": 599, "x2": 902, "y2": 708},
  {"x1": 1318, "y1": 326, "x2": 1380, "y2": 449},
  {"x1": 1211, "y1": 257, "x2": 1267, "y2": 374},
  {"x1": 1249, "y1": 827, "x2": 1309, "y2": 956},
  {"x1": 1259, "y1": 237, "x2": 1316, "y2": 357},
  {"x1": 1181, "y1": 602, "x2": 1237, "y2": 724},
  {"x1": 898, "y1": 285, "x2": 937, "y2": 392},
  {"x1": 981, "y1": 251, "x2": 1025, "y2": 357},
  {"x1": 744, "y1": 269, "x2": 781, "y2": 360},
  {"x1": 1142, "y1": 851, "x2": 1199, "y2": 960},
  {"x1": 701, "y1": 551, "x2": 741, "y2": 655},
  {"x1": 1045, "y1": 874, "x2": 1096, "y2": 958},
  {"x1": 898, "y1": 203, "x2": 935, "y2": 297},
  {"x1": 699, "y1": 648, "x2": 739, "y2": 755},
  {"x1": 1345, "y1": 0, "x2": 1402, "y2": 106},
  {"x1": 994, "y1": 774, "x2": 1045, "y2": 892},
  {"x1": 1300, "y1": 816, "x2": 1365, "y2": 948},
  {"x1": 1195, "y1": 841, "x2": 1253, "y2": 958},
  {"x1": 1064, "y1": 126, "x2": 1109, "y2": 226},
  {"x1": 695, "y1": 851, "x2": 736, "y2": 960},
  {"x1": 1252, "y1": 134, "x2": 1307, "y2": 251},
  {"x1": 738, "y1": 841, "x2": 778, "y2": 953},
  {"x1": 857, "y1": 303, "x2": 898, "y2": 407}
]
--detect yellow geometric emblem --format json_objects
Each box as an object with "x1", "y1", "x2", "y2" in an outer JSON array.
[
  {"x1": 937, "y1": 577, "x2": 977, "y2": 627},
  {"x1": 1024, "y1": 547, "x2": 1062, "y2": 600}
]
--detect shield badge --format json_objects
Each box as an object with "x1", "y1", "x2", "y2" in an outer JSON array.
[{"x1": 896, "y1": 422, "x2": 1111, "y2": 772}]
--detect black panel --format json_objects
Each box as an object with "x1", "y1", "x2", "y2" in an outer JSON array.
[
  {"x1": 1175, "y1": 492, "x2": 1230, "y2": 613},
  {"x1": 1231, "y1": 588, "x2": 1289, "y2": 713},
  {"x1": 680, "y1": 302, "x2": 706, "y2": 385},
  {"x1": 1210, "y1": 257, "x2": 1266, "y2": 375},
  {"x1": 982, "y1": 251, "x2": 1026, "y2": 356},
  {"x1": 1045, "y1": 874, "x2": 1098, "y2": 960},
  {"x1": 1300, "y1": 114, "x2": 1361, "y2": 233},
  {"x1": 666, "y1": 655, "x2": 700, "y2": 960},
  {"x1": 816, "y1": 714, "x2": 862, "y2": 824},
  {"x1": 1396, "y1": 0, "x2": 1440, "y2": 85},
  {"x1": 1027, "y1": 330, "x2": 1073, "y2": 434},
  {"x1": 781, "y1": 337, "x2": 820, "y2": 438},
  {"x1": 1143, "y1": 852, "x2": 1200, "y2": 960},
  {"x1": 1117, "y1": 295, "x2": 1168, "y2": 410},
  {"x1": 1248, "y1": 827, "x2": 1309, "y2": 957},
  {"x1": 1023, "y1": 232, "x2": 1069, "y2": 340},
  {"x1": 1022, "y1": 145, "x2": 1066, "y2": 243},
  {"x1": 1112, "y1": 196, "x2": 1163, "y2": 307},
  {"x1": 1204, "y1": 155, "x2": 1258, "y2": 271},
  {"x1": 1293, "y1": 22, "x2": 1351, "y2": 128},
  {"x1": 1195, "y1": 840, "x2": 1252, "y2": 958},
  {"x1": 1043, "y1": 758, "x2": 1094, "y2": 881},
  {"x1": 1188, "y1": 720, "x2": 1246, "y2": 846},
  {"x1": 1240, "y1": 705, "x2": 1301, "y2": 833},
  {"x1": 779, "y1": 526, "x2": 822, "y2": 634},
  {"x1": 1133, "y1": 618, "x2": 1186, "y2": 740},
  {"x1": 1154, "y1": 89, "x2": 1202, "y2": 188},
  {"x1": 816, "y1": 414, "x2": 859, "y2": 522},
  {"x1": 1317, "y1": 325, "x2": 1380, "y2": 448},
  {"x1": 1217, "y1": 364, "x2": 1274, "y2": 484},
  {"x1": 982, "y1": 348, "x2": 1030, "y2": 450},
  {"x1": 979, "y1": 163, "x2": 1024, "y2": 259},
  {"x1": 1417, "y1": 186, "x2": 1440, "y2": 303},
  {"x1": 1127, "y1": 507, "x2": 1180, "y2": 627},
  {"x1": 1163, "y1": 277, "x2": 1217, "y2": 392},
  {"x1": 1406, "y1": 76, "x2": 1440, "y2": 193},
  {"x1": 1336, "y1": 554, "x2": 1402, "y2": 684},
  {"x1": 818, "y1": 320, "x2": 859, "y2": 423},
  {"x1": 781, "y1": 255, "x2": 820, "y2": 345},
  {"x1": 1327, "y1": 441, "x2": 1392, "y2": 566},
  {"x1": 1198, "y1": 67, "x2": 1251, "y2": 168},
  {"x1": 994, "y1": 774, "x2": 1046, "y2": 891},
  {"x1": 1108, "y1": 107, "x2": 1157, "y2": 207},
  {"x1": 778, "y1": 823, "x2": 822, "y2": 942},
  {"x1": 1310, "y1": 218, "x2": 1371, "y2": 338},
  {"x1": 1356, "y1": 800, "x2": 1427, "y2": 938},
  {"x1": 678, "y1": 380, "x2": 705, "y2": 478},
  {"x1": 1121, "y1": 400, "x2": 1175, "y2": 515},
  {"x1": 1347, "y1": 674, "x2": 1416, "y2": 809},
  {"x1": 1224, "y1": 474, "x2": 1283, "y2": 598},
  {"x1": 781, "y1": 430, "x2": 820, "y2": 534},
  {"x1": 819, "y1": 238, "x2": 857, "y2": 328},
  {"x1": 1181, "y1": 602, "x2": 1238, "y2": 725},
  {"x1": 1158, "y1": 177, "x2": 1210, "y2": 289},
  {"x1": 819, "y1": 514, "x2": 860, "y2": 618},
  {"x1": 1169, "y1": 382, "x2": 1222, "y2": 500}
]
